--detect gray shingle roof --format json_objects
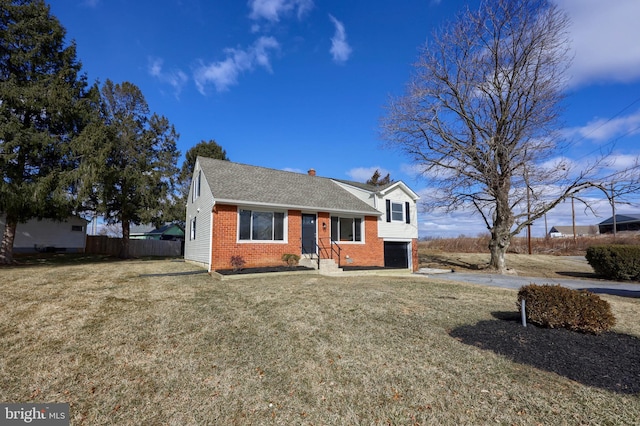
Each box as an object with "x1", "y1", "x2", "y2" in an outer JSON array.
[
  {"x1": 333, "y1": 179, "x2": 395, "y2": 192},
  {"x1": 197, "y1": 157, "x2": 381, "y2": 215}
]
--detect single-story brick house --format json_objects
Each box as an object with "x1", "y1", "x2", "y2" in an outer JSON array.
[{"x1": 184, "y1": 157, "x2": 420, "y2": 273}]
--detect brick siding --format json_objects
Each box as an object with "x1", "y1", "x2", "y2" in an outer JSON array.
[{"x1": 210, "y1": 205, "x2": 386, "y2": 270}]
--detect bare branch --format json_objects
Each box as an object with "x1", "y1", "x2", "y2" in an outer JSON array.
[{"x1": 380, "y1": 0, "x2": 637, "y2": 272}]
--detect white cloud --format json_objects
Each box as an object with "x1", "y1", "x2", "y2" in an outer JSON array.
[
  {"x1": 565, "y1": 110, "x2": 640, "y2": 142},
  {"x1": 602, "y1": 153, "x2": 640, "y2": 172},
  {"x1": 147, "y1": 57, "x2": 189, "y2": 97},
  {"x1": 329, "y1": 14, "x2": 352, "y2": 64},
  {"x1": 194, "y1": 36, "x2": 279, "y2": 94},
  {"x1": 82, "y1": 0, "x2": 100, "y2": 7},
  {"x1": 346, "y1": 166, "x2": 390, "y2": 182},
  {"x1": 248, "y1": 0, "x2": 313, "y2": 22},
  {"x1": 555, "y1": 0, "x2": 640, "y2": 86}
]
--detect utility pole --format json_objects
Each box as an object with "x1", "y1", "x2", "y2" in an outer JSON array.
[
  {"x1": 571, "y1": 196, "x2": 576, "y2": 242},
  {"x1": 544, "y1": 212, "x2": 548, "y2": 239},
  {"x1": 611, "y1": 182, "x2": 617, "y2": 238},
  {"x1": 525, "y1": 165, "x2": 532, "y2": 254}
]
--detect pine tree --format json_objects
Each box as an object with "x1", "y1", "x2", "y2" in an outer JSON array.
[
  {"x1": 366, "y1": 169, "x2": 391, "y2": 186},
  {"x1": 0, "y1": 0, "x2": 90, "y2": 264},
  {"x1": 77, "y1": 80, "x2": 179, "y2": 258}
]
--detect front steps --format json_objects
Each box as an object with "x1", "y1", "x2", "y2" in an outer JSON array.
[{"x1": 299, "y1": 255, "x2": 343, "y2": 275}]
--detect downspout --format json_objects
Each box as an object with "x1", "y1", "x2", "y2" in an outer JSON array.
[{"x1": 208, "y1": 201, "x2": 215, "y2": 273}]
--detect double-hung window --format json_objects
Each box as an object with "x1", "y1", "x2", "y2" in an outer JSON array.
[
  {"x1": 386, "y1": 200, "x2": 411, "y2": 224},
  {"x1": 330, "y1": 216, "x2": 362, "y2": 242},
  {"x1": 239, "y1": 209, "x2": 285, "y2": 241},
  {"x1": 192, "y1": 170, "x2": 201, "y2": 203},
  {"x1": 391, "y1": 202, "x2": 404, "y2": 221}
]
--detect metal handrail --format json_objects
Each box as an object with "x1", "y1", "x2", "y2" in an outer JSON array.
[{"x1": 302, "y1": 238, "x2": 343, "y2": 270}]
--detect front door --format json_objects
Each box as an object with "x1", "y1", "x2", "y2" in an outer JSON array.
[{"x1": 301, "y1": 214, "x2": 317, "y2": 254}]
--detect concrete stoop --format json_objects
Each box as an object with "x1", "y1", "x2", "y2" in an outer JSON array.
[
  {"x1": 299, "y1": 256, "x2": 344, "y2": 275},
  {"x1": 318, "y1": 258, "x2": 343, "y2": 275}
]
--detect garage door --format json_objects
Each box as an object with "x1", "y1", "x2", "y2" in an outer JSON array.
[{"x1": 384, "y1": 242, "x2": 409, "y2": 268}]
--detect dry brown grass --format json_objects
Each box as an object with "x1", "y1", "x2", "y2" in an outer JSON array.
[
  {"x1": 1, "y1": 257, "x2": 639, "y2": 425},
  {"x1": 419, "y1": 234, "x2": 640, "y2": 278}
]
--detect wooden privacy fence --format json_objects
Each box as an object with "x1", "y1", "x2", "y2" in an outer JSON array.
[{"x1": 86, "y1": 236, "x2": 183, "y2": 257}]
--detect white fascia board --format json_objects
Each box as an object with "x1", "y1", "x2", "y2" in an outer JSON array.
[{"x1": 214, "y1": 198, "x2": 382, "y2": 216}]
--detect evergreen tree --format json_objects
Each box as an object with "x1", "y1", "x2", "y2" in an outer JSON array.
[
  {"x1": 366, "y1": 169, "x2": 391, "y2": 186},
  {"x1": 0, "y1": 0, "x2": 90, "y2": 264},
  {"x1": 77, "y1": 79, "x2": 179, "y2": 258}
]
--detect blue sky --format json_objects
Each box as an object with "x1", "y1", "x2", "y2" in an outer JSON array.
[{"x1": 49, "y1": 0, "x2": 640, "y2": 238}]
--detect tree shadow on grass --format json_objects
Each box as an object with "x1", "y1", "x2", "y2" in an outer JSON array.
[
  {"x1": 449, "y1": 312, "x2": 640, "y2": 394},
  {"x1": 420, "y1": 254, "x2": 488, "y2": 271}
]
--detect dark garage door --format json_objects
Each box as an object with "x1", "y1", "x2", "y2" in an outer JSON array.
[{"x1": 384, "y1": 242, "x2": 409, "y2": 268}]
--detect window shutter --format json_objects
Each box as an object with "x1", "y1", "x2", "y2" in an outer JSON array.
[
  {"x1": 405, "y1": 202, "x2": 411, "y2": 224},
  {"x1": 386, "y1": 199, "x2": 391, "y2": 222}
]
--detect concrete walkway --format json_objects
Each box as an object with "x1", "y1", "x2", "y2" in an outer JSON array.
[{"x1": 416, "y1": 269, "x2": 640, "y2": 298}]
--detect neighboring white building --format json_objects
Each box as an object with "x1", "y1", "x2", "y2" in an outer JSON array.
[
  {"x1": 548, "y1": 225, "x2": 598, "y2": 238},
  {"x1": 0, "y1": 214, "x2": 88, "y2": 253}
]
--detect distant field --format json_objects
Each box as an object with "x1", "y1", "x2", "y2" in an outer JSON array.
[
  {"x1": 418, "y1": 234, "x2": 640, "y2": 278},
  {"x1": 420, "y1": 233, "x2": 640, "y2": 255},
  {"x1": 1, "y1": 258, "x2": 638, "y2": 424}
]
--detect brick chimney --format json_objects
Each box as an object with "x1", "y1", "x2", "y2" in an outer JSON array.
[{"x1": 307, "y1": 168, "x2": 316, "y2": 176}]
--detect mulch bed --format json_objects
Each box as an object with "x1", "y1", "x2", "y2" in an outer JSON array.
[
  {"x1": 215, "y1": 265, "x2": 314, "y2": 275},
  {"x1": 450, "y1": 312, "x2": 640, "y2": 394}
]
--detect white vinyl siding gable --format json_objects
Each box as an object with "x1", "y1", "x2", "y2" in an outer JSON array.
[
  {"x1": 378, "y1": 189, "x2": 418, "y2": 240},
  {"x1": 184, "y1": 160, "x2": 215, "y2": 267}
]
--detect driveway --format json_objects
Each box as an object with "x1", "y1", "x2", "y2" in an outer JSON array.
[{"x1": 417, "y1": 269, "x2": 640, "y2": 298}]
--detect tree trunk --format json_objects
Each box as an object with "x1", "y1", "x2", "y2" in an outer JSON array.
[
  {"x1": 120, "y1": 220, "x2": 130, "y2": 259},
  {"x1": 0, "y1": 215, "x2": 18, "y2": 265},
  {"x1": 488, "y1": 232, "x2": 510, "y2": 273},
  {"x1": 488, "y1": 200, "x2": 513, "y2": 273}
]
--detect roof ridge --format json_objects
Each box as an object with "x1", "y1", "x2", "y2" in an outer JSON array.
[{"x1": 198, "y1": 156, "x2": 332, "y2": 180}]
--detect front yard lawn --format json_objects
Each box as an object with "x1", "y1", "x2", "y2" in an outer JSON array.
[{"x1": 1, "y1": 258, "x2": 638, "y2": 424}]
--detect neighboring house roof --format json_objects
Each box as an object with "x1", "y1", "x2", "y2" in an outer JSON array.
[
  {"x1": 197, "y1": 157, "x2": 381, "y2": 215},
  {"x1": 598, "y1": 214, "x2": 640, "y2": 225},
  {"x1": 549, "y1": 225, "x2": 597, "y2": 235},
  {"x1": 130, "y1": 223, "x2": 184, "y2": 237},
  {"x1": 130, "y1": 224, "x2": 156, "y2": 235}
]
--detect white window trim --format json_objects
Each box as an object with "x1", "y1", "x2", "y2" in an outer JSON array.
[
  {"x1": 330, "y1": 215, "x2": 365, "y2": 244},
  {"x1": 192, "y1": 170, "x2": 201, "y2": 203},
  {"x1": 190, "y1": 217, "x2": 196, "y2": 240},
  {"x1": 390, "y1": 201, "x2": 405, "y2": 222},
  {"x1": 236, "y1": 207, "x2": 288, "y2": 244}
]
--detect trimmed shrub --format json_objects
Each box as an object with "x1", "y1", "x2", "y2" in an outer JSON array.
[
  {"x1": 230, "y1": 255, "x2": 246, "y2": 272},
  {"x1": 281, "y1": 253, "x2": 300, "y2": 267},
  {"x1": 517, "y1": 284, "x2": 615, "y2": 334},
  {"x1": 586, "y1": 245, "x2": 640, "y2": 281}
]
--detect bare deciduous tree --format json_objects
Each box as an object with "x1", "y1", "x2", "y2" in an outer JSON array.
[{"x1": 381, "y1": 0, "x2": 627, "y2": 272}]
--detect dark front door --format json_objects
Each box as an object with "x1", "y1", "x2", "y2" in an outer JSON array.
[{"x1": 301, "y1": 214, "x2": 317, "y2": 254}]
